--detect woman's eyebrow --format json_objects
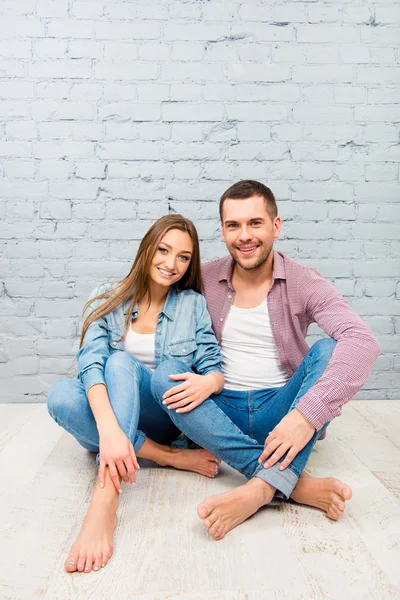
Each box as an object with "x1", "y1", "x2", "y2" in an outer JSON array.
[{"x1": 160, "y1": 242, "x2": 192, "y2": 255}]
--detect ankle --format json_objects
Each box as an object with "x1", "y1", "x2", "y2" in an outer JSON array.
[{"x1": 250, "y1": 477, "x2": 276, "y2": 504}]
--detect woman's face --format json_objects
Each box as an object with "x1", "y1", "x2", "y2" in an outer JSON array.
[{"x1": 149, "y1": 228, "x2": 193, "y2": 289}]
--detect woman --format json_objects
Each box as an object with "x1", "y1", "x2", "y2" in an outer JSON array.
[{"x1": 47, "y1": 215, "x2": 224, "y2": 574}]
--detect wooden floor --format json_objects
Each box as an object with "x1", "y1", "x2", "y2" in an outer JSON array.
[{"x1": 0, "y1": 401, "x2": 399, "y2": 600}]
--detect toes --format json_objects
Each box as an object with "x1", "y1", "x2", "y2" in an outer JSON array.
[
  {"x1": 209, "y1": 522, "x2": 221, "y2": 539},
  {"x1": 93, "y1": 554, "x2": 102, "y2": 572},
  {"x1": 327, "y1": 506, "x2": 340, "y2": 521},
  {"x1": 84, "y1": 555, "x2": 94, "y2": 573},
  {"x1": 65, "y1": 557, "x2": 78, "y2": 573},
  {"x1": 204, "y1": 512, "x2": 218, "y2": 530},
  {"x1": 335, "y1": 500, "x2": 345, "y2": 512},
  {"x1": 101, "y1": 549, "x2": 112, "y2": 568},
  {"x1": 197, "y1": 501, "x2": 214, "y2": 520},
  {"x1": 77, "y1": 556, "x2": 85, "y2": 572},
  {"x1": 341, "y1": 484, "x2": 352, "y2": 501}
]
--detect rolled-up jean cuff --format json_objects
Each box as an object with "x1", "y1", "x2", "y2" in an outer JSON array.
[
  {"x1": 133, "y1": 430, "x2": 146, "y2": 453},
  {"x1": 253, "y1": 463, "x2": 298, "y2": 500},
  {"x1": 95, "y1": 431, "x2": 146, "y2": 468}
]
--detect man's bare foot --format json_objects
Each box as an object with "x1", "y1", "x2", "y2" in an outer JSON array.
[
  {"x1": 197, "y1": 478, "x2": 275, "y2": 540},
  {"x1": 291, "y1": 472, "x2": 352, "y2": 520},
  {"x1": 65, "y1": 473, "x2": 119, "y2": 574}
]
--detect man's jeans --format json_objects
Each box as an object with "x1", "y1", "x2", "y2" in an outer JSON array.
[
  {"x1": 151, "y1": 339, "x2": 335, "y2": 499},
  {"x1": 47, "y1": 352, "x2": 181, "y2": 454}
]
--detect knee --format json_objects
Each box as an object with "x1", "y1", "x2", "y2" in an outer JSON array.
[
  {"x1": 47, "y1": 379, "x2": 75, "y2": 423},
  {"x1": 151, "y1": 358, "x2": 188, "y2": 401},
  {"x1": 105, "y1": 351, "x2": 141, "y2": 376},
  {"x1": 312, "y1": 338, "x2": 336, "y2": 364}
]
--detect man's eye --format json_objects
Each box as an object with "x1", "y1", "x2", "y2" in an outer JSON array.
[
  {"x1": 227, "y1": 224, "x2": 237, "y2": 228},
  {"x1": 251, "y1": 221, "x2": 262, "y2": 226}
]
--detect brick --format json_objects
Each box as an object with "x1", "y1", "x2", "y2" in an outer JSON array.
[
  {"x1": 97, "y1": 142, "x2": 160, "y2": 160},
  {"x1": 296, "y1": 25, "x2": 357, "y2": 43},
  {"x1": 301, "y1": 163, "x2": 332, "y2": 181},
  {"x1": 0, "y1": 40, "x2": 32, "y2": 58},
  {"x1": 292, "y1": 65, "x2": 354, "y2": 83},
  {"x1": 29, "y1": 60, "x2": 91, "y2": 79},
  {"x1": 70, "y1": 1, "x2": 104, "y2": 19},
  {"x1": 36, "y1": 0, "x2": 69, "y2": 17},
  {"x1": 365, "y1": 164, "x2": 397, "y2": 182},
  {"x1": 36, "y1": 81, "x2": 69, "y2": 100},
  {"x1": 72, "y1": 202, "x2": 105, "y2": 220},
  {"x1": 162, "y1": 63, "x2": 223, "y2": 81},
  {"x1": 355, "y1": 105, "x2": 400, "y2": 122},
  {"x1": 103, "y1": 42, "x2": 138, "y2": 61},
  {"x1": 0, "y1": 19, "x2": 45, "y2": 38},
  {"x1": 4, "y1": 161, "x2": 36, "y2": 179},
  {"x1": 335, "y1": 86, "x2": 365, "y2": 104},
  {"x1": 0, "y1": 82, "x2": 35, "y2": 99},
  {"x1": 40, "y1": 200, "x2": 71, "y2": 220},
  {"x1": 227, "y1": 63, "x2": 290, "y2": 82},
  {"x1": 68, "y1": 41, "x2": 102, "y2": 59},
  {"x1": 95, "y1": 22, "x2": 160, "y2": 40},
  {"x1": 95, "y1": 63, "x2": 158, "y2": 81},
  {"x1": 75, "y1": 161, "x2": 106, "y2": 179},
  {"x1": 171, "y1": 42, "x2": 204, "y2": 61},
  {"x1": 47, "y1": 20, "x2": 93, "y2": 38},
  {"x1": 170, "y1": 84, "x2": 203, "y2": 101},
  {"x1": 162, "y1": 103, "x2": 224, "y2": 122},
  {"x1": 163, "y1": 23, "x2": 226, "y2": 42},
  {"x1": 227, "y1": 104, "x2": 287, "y2": 122},
  {"x1": 293, "y1": 105, "x2": 353, "y2": 124},
  {"x1": 34, "y1": 39, "x2": 68, "y2": 59},
  {"x1": 99, "y1": 103, "x2": 161, "y2": 122}
]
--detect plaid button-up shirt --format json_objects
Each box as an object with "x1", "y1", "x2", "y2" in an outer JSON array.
[{"x1": 202, "y1": 251, "x2": 381, "y2": 431}]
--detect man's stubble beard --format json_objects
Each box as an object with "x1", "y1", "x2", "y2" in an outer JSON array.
[{"x1": 229, "y1": 245, "x2": 273, "y2": 272}]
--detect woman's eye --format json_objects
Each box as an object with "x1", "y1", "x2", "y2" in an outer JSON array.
[
  {"x1": 179, "y1": 255, "x2": 190, "y2": 261},
  {"x1": 158, "y1": 247, "x2": 167, "y2": 253}
]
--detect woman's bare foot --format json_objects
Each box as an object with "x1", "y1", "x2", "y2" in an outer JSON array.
[
  {"x1": 197, "y1": 478, "x2": 276, "y2": 540},
  {"x1": 290, "y1": 472, "x2": 352, "y2": 520},
  {"x1": 137, "y1": 438, "x2": 220, "y2": 478},
  {"x1": 65, "y1": 470, "x2": 119, "y2": 574},
  {"x1": 167, "y1": 448, "x2": 220, "y2": 478}
]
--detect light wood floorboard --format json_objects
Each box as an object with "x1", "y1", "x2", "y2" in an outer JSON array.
[{"x1": 0, "y1": 402, "x2": 399, "y2": 600}]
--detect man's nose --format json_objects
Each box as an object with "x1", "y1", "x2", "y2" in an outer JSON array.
[{"x1": 238, "y1": 226, "x2": 252, "y2": 241}]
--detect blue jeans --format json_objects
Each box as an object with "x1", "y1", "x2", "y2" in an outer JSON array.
[
  {"x1": 151, "y1": 339, "x2": 335, "y2": 498},
  {"x1": 47, "y1": 352, "x2": 181, "y2": 454}
]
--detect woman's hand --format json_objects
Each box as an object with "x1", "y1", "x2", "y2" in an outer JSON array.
[
  {"x1": 162, "y1": 372, "x2": 220, "y2": 413},
  {"x1": 98, "y1": 423, "x2": 139, "y2": 493}
]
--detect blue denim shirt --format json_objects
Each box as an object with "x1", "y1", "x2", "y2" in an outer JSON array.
[{"x1": 77, "y1": 284, "x2": 222, "y2": 394}]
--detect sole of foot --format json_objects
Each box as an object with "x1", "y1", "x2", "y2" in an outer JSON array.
[{"x1": 291, "y1": 473, "x2": 352, "y2": 521}]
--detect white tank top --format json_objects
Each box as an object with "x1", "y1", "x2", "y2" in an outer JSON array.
[
  {"x1": 221, "y1": 300, "x2": 289, "y2": 390},
  {"x1": 123, "y1": 326, "x2": 156, "y2": 371}
]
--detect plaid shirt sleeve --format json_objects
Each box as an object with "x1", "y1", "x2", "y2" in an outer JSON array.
[{"x1": 295, "y1": 268, "x2": 381, "y2": 430}]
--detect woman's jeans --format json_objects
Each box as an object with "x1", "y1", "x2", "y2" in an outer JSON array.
[
  {"x1": 151, "y1": 339, "x2": 335, "y2": 499},
  {"x1": 47, "y1": 352, "x2": 181, "y2": 455}
]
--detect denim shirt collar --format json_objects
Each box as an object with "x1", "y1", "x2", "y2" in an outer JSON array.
[
  {"x1": 123, "y1": 286, "x2": 178, "y2": 321},
  {"x1": 218, "y1": 250, "x2": 287, "y2": 289}
]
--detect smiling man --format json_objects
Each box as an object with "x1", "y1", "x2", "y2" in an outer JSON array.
[{"x1": 152, "y1": 180, "x2": 380, "y2": 539}]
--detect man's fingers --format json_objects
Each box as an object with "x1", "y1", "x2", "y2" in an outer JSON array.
[
  {"x1": 258, "y1": 438, "x2": 281, "y2": 463},
  {"x1": 264, "y1": 444, "x2": 290, "y2": 469},
  {"x1": 108, "y1": 462, "x2": 122, "y2": 494},
  {"x1": 279, "y1": 448, "x2": 298, "y2": 470}
]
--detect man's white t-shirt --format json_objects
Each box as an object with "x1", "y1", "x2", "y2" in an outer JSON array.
[{"x1": 221, "y1": 300, "x2": 289, "y2": 391}]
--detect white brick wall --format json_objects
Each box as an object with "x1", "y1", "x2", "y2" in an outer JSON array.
[{"x1": 0, "y1": 0, "x2": 399, "y2": 402}]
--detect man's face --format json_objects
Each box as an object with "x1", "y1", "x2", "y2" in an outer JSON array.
[{"x1": 221, "y1": 195, "x2": 281, "y2": 271}]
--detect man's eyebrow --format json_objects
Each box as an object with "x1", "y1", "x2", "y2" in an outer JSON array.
[
  {"x1": 159, "y1": 242, "x2": 192, "y2": 254},
  {"x1": 224, "y1": 217, "x2": 266, "y2": 224}
]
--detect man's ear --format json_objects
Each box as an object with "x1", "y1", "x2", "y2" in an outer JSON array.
[
  {"x1": 221, "y1": 221, "x2": 226, "y2": 243},
  {"x1": 274, "y1": 216, "x2": 282, "y2": 240}
]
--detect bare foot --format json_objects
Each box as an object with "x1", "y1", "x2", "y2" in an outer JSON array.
[
  {"x1": 65, "y1": 476, "x2": 119, "y2": 574},
  {"x1": 290, "y1": 472, "x2": 352, "y2": 520},
  {"x1": 168, "y1": 448, "x2": 220, "y2": 478},
  {"x1": 197, "y1": 478, "x2": 275, "y2": 540}
]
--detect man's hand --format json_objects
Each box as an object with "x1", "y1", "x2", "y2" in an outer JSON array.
[
  {"x1": 162, "y1": 372, "x2": 217, "y2": 413},
  {"x1": 258, "y1": 409, "x2": 316, "y2": 471}
]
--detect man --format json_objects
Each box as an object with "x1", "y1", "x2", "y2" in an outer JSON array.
[{"x1": 151, "y1": 180, "x2": 380, "y2": 539}]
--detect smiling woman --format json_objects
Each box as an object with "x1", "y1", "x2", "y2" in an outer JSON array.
[{"x1": 46, "y1": 214, "x2": 224, "y2": 574}]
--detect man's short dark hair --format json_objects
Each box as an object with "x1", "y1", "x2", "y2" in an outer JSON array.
[{"x1": 219, "y1": 180, "x2": 278, "y2": 221}]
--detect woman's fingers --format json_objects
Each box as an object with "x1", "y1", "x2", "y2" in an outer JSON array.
[
  {"x1": 98, "y1": 458, "x2": 106, "y2": 489},
  {"x1": 129, "y1": 444, "x2": 140, "y2": 471},
  {"x1": 108, "y1": 461, "x2": 122, "y2": 494},
  {"x1": 116, "y1": 459, "x2": 128, "y2": 483},
  {"x1": 175, "y1": 400, "x2": 202, "y2": 414},
  {"x1": 163, "y1": 382, "x2": 188, "y2": 400}
]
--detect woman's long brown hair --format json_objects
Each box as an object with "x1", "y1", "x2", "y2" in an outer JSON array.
[{"x1": 79, "y1": 214, "x2": 203, "y2": 348}]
